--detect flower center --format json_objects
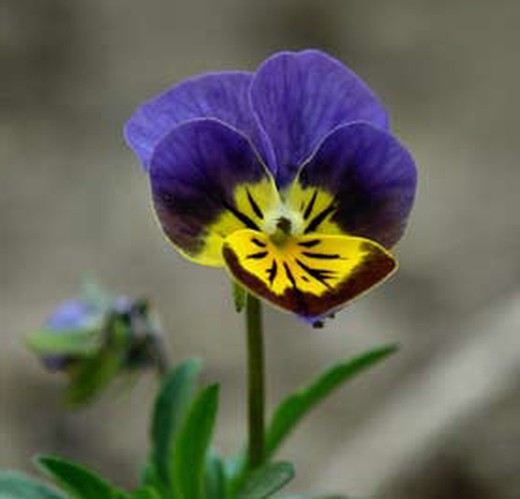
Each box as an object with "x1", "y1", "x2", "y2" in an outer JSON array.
[{"x1": 262, "y1": 204, "x2": 304, "y2": 246}]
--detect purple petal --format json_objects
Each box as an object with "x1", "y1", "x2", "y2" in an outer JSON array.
[
  {"x1": 45, "y1": 299, "x2": 97, "y2": 331},
  {"x1": 125, "y1": 71, "x2": 271, "y2": 170},
  {"x1": 250, "y1": 50, "x2": 389, "y2": 187},
  {"x1": 150, "y1": 118, "x2": 278, "y2": 266},
  {"x1": 295, "y1": 122, "x2": 417, "y2": 248}
]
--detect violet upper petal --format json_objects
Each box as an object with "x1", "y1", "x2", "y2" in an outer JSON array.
[
  {"x1": 150, "y1": 118, "x2": 279, "y2": 266},
  {"x1": 250, "y1": 50, "x2": 389, "y2": 187},
  {"x1": 125, "y1": 71, "x2": 267, "y2": 170},
  {"x1": 290, "y1": 122, "x2": 417, "y2": 248}
]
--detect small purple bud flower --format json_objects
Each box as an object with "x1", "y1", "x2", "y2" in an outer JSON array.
[
  {"x1": 40, "y1": 299, "x2": 103, "y2": 371},
  {"x1": 29, "y1": 290, "x2": 163, "y2": 374}
]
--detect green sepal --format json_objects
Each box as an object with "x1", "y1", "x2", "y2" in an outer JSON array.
[
  {"x1": 148, "y1": 359, "x2": 202, "y2": 493},
  {"x1": 35, "y1": 455, "x2": 123, "y2": 499},
  {"x1": 0, "y1": 471, "x2": 64, "y2": 499},
  {"x1": 236, "y1": 462, "x2": 295, "y2": 499},
  {"x1": 172, "y1": 384, "x2": 220, "y2": 499},
  {"x1": 232, "y1": 281, "x2": 247, "y2": 313},
  {"x1": 265, "y1": 344, "x2": 398, "y2": 458},
  {"x1": 204, "y1": 451, "x2": 226, "y2": 499},
  {"x1": 64, "y1": 318, "x2": 130, "y2": 407},
  {"x1": 26, "y1": 328, "x2": 100, "y2": 356}
]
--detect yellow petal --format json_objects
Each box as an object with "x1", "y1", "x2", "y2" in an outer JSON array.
[
  {"x1": 170, "y1": 178, "x2": 280, "y2": 267},
  {"x1": 222, "y1": 229, "x2": 397, "y2": 320}
]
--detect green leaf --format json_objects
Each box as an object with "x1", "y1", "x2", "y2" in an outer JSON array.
[
  {"x1": 149, "y1": 359, "x2": 202, "y2": 491},
  {"x1": 64, "y1": 319, "x2": 129, "y2": 407},
  {"x1": 35, "y1": 455, "x2": 121, "y2": 499},
  {"x1": 0, "y1": 471, "x2": 64, "y2": 499},
  {"x1": 266, "y1": 344, "x2": 398, "y2": 458},
  {"x1": 204, "y1": 451, "x2": 226, "y2": 499},
  {"x1": 232, "y1": 281, "x2": 247, "y2": 313},
  {"x1": 26, "y1": 328, "x2": 100, "y2": 356},
  {"x1": 129, "y1": 487, "x2": 161, "y2": 499},
  {"x1": 237, "y1": 462, "x2": 295, "y2": 499},
  {"x1": 172, "y1": 384, "x2": 220, "y2": 499}
]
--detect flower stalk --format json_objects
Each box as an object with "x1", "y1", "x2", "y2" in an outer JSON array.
[{"x1": 245, "y1": 293, "x2": 266, "y2": 469}]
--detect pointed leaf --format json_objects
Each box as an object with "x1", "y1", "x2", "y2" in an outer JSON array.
[
  {"x1": 35, "y1": 455, "x2": 121, "y2": 499},
  {"x1": 266, "y1": 344, "x2": 398, "y2": 458},
  {"x1": 0, "y1": 471, "x2": 64, "y2": 499},
  {"x1": 149, "y1": 359, "x2": 202, "y2": 489},
  {"x1": 172, "y1": 384, "x2": 220, "y2": 499},
  {"x1": 204, "y1": 451, "x2": 226, "y2": 499},
  {"x1": 237, "y1": 462, "x2": 295, "y2": 499}
]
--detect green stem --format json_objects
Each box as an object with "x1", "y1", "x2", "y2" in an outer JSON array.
[{"x1": 245, "y1": 293, "x2": 265, "y2": 470}]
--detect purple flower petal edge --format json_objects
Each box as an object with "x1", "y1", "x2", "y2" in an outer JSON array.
[
  {"x1": 125, "y1": 71, "x2": 262, "y2": 170},
  {"x1": 250, "y1": 49, "x2": 390, "y2": 187},
  {"x1": 296, "y1": 122, "x2": 417, "y2": 248}
]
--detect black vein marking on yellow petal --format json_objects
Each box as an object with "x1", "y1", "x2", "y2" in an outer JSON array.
[
  {"x1": 303, "y1": 190, "x2": 318, "y2": 220},
  {"x1": 301, "y1": 251, "x2": 343, "y2": 260},
  {"x1": 247, "y1": 251, "x2": 269, "y2": 260},
  {"x1": 302, "y1": 276, "x2": 310, "y2": 282},
  {"x1": 267, "y1": 259, "x2": 278, "y2": 286},
  {"x1": 222, "y1": 200, "x2": 260, "y2": 231},
  {"x1": 295, "y1": 259, "x2": 335, "y2": 289},
  {"x1": 283, "y1": 262, "x2": 309, "y2": 315},
  {"x1": 251, "y1": 237, "x2": 267, "y2": 248},
  {"x1": 246, "y1": 189, "x2": 264, "y2": 220},
  {"x1": 298, "y1": 239, "x2": 321, "y2": 248},
  {"x1": 283, "y1": 262, "x2": 297, "y2": 288},
  {"x1": 304, "y1": 202, "x2": 337, "y2": 234}
]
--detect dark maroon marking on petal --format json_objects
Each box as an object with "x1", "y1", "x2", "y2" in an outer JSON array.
[
  {"x1": 302, "y1": 276, "x2": 310, "y2": 282},
  {"x1": 304, "y1": 202, "x2": 337, "y2": 234},
  {"x1": 298, "y1": 239, "x2": 321, "y2": 248},
  {"x1": 294, "y1": 259, "x2": 335, "y2": 289},
  {"x1": 301, "y1": 251, "x2": 342, "y2": 260},
  {"x1": 246, "y1": 189, "x2": 264, "y2": 220},
  {"x1": 303, "y1": 190, "x2": 318, "y2": 220},
  {"x1": 247, "y1": 251, "x2": 269, "y2": 260},
  {"x1": 267, "y1": 259, "x2": 278, "y2": 286},
  {"x1": 283, "y1": 262, "x2": 309, "y2": 314},
  {"x1": 251, "y1": 237, "x2": 267, "y2": 248},
  {"x1": 223, "y1": 241, "x2": 396, "y2": 320}
]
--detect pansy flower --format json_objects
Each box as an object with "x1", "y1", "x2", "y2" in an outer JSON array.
[{"x1": 125, "y1": 50, "x2": 417, "y2": 322}]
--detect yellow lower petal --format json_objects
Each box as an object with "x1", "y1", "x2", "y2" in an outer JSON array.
[{"x1": 222, "y1": 229, "x2": 397, "y2": 319}]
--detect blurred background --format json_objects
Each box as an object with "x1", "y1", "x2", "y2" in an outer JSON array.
[{"x1": 2, "y1": 0, "x2": 519, "y2": 497}]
